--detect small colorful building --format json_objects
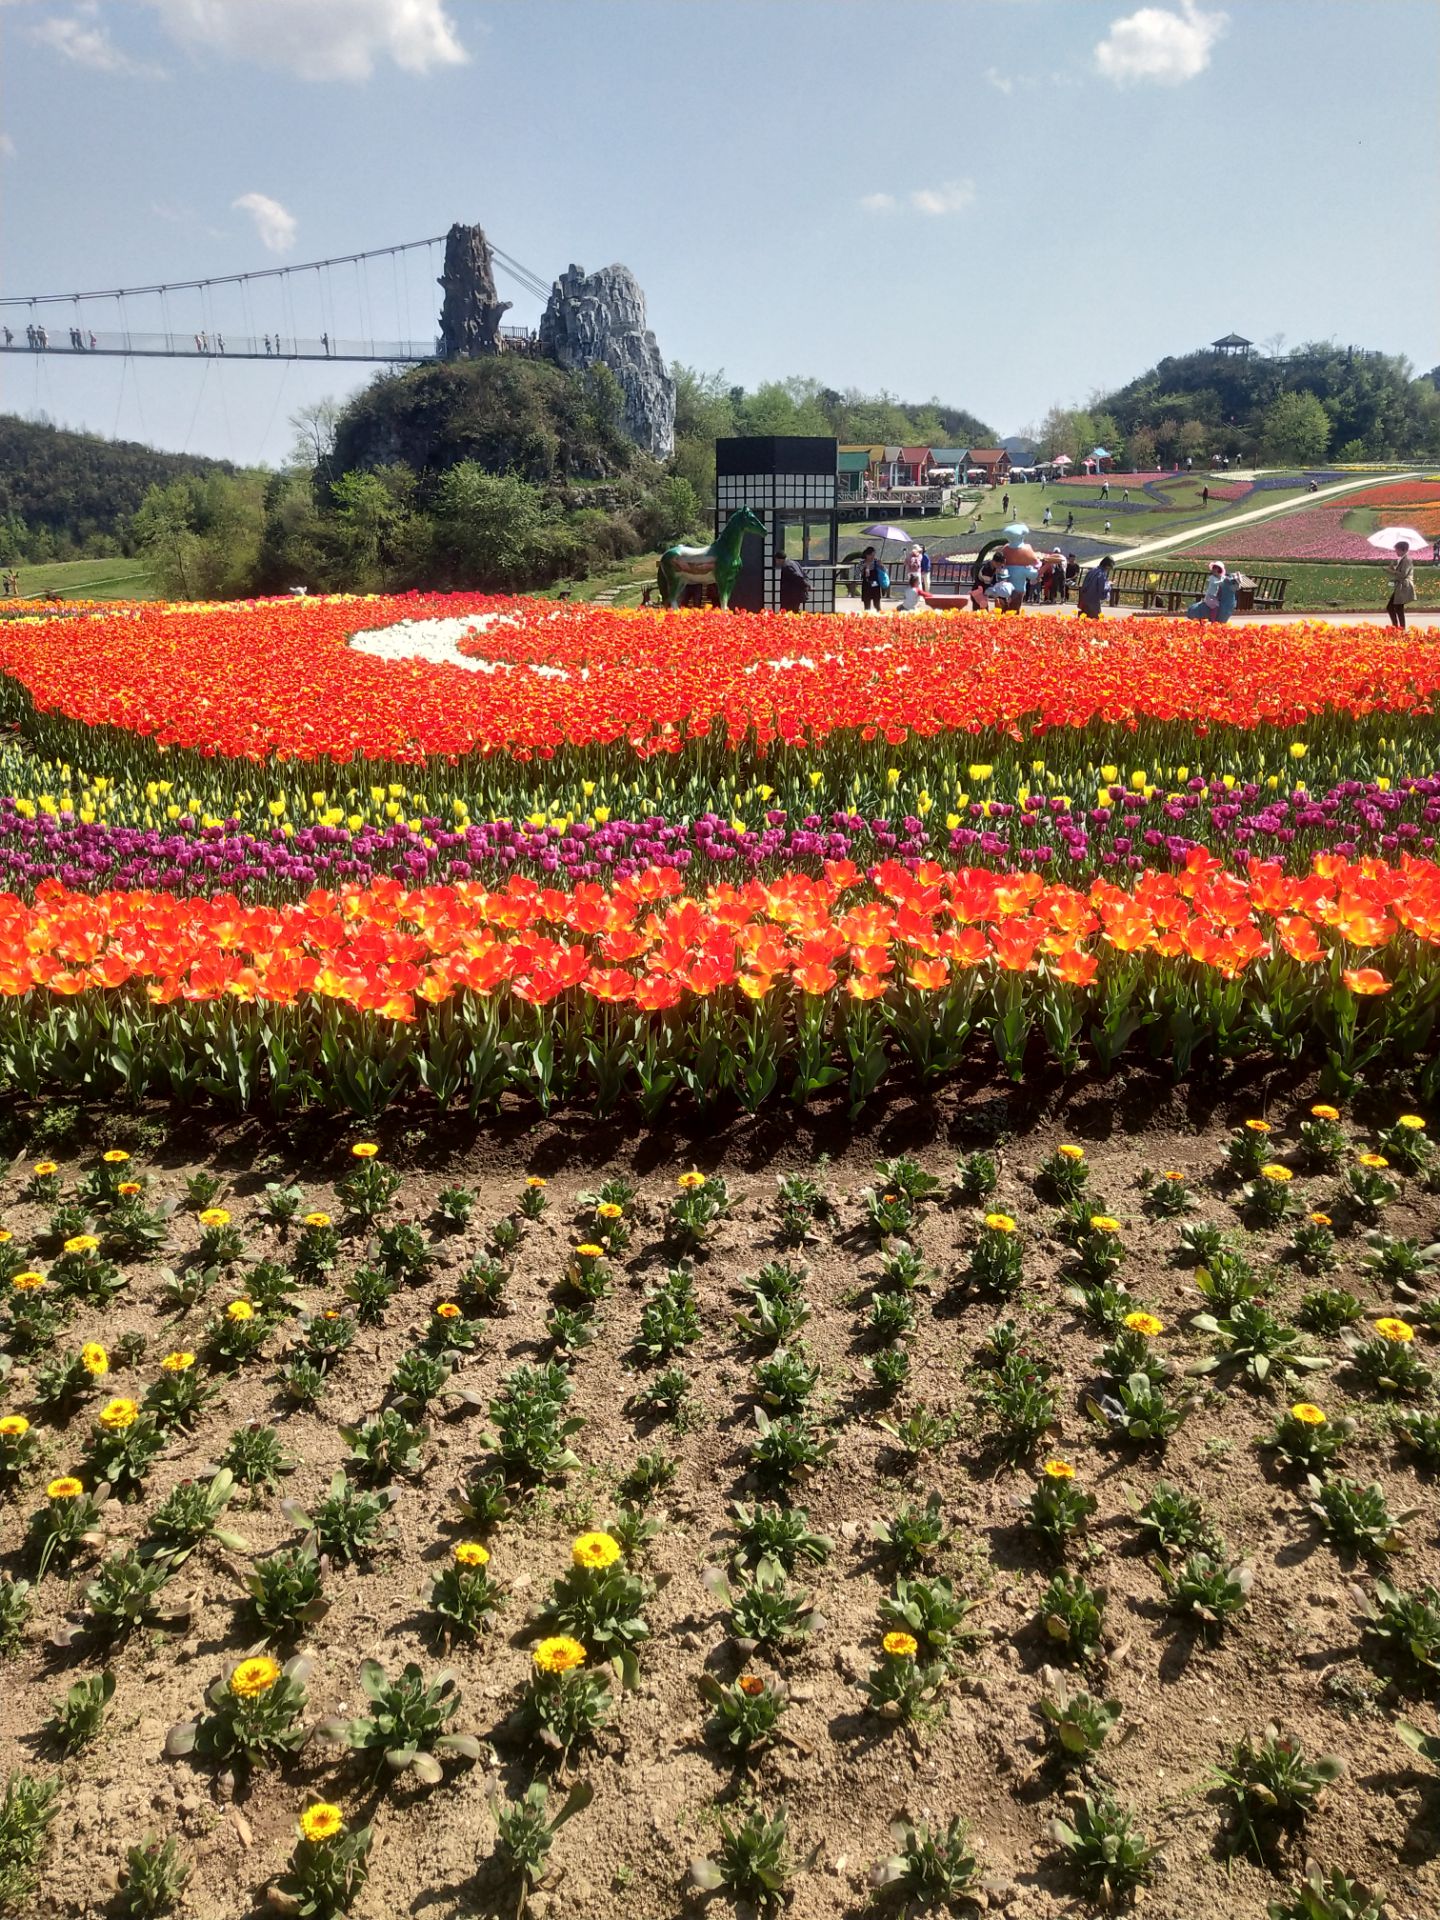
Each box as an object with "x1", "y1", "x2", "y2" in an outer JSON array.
[{"x1": 964, "y1": 447, "x2": 1011, "y2": 485}]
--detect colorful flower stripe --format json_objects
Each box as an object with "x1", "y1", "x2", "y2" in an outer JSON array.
[
  {"x1": 1179, "y1": 506, "x2": 1436, "y2": 564},
  {"x1": 3, "y1": 777, "x2": 1440, "y2": 899},
  {"x1": 0, "y1": 856, "x2": 1434, "y2": 1111},
  {"x1": 2, "y1": 598, "x2": 1440, "y2": 771}
]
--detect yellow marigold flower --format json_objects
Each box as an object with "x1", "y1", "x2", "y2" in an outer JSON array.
[
  {"x1": 98, "y1": 1397, "x2": 138, "y2": 1430},
  {"x1": 677, "y1": 1170, "x2": 707, "y2": 1190},
  {"x1": 1245, "y1": 1119, "x2": 1272, "y2": 1134},
  {"x1": 229, "y1": 1656, "x2": 282, "y2": 1698},
  {"x1": 575, "y1": 1243, "x2": 604, "y2": 1260},
  {"x1": 350, "y1": 1142, "x2": 380, "y2": 1158},
  {"x1": 1163, "y1": 1171, "x2": 1186, "y2": 1182},
  {"x1": 571, "y1": 1531, "x2": 621, "y2": 1571},
  {"x1": 11, "y1": 1271, "x2": 46, "y2": 1291},
  {"x1": 1357, "y1": 1153, "x2": 1389, "y2": 1170},
  {"x1": 1057, "y1": 1144, "x2": 1085, "y2": 1161},
  {"x1": 102, "y1": 1150, "x2": 131, "y2": 1165},
  {"x1": 117, "y1": 1181, "x2": 142, "y2": 1197},
  {"x1": 1043, "y1": 1458, "x2": 1076, "y2": 1479},
  {"x1": 737, "y1": 1674, "x2": 766, "y2": 1696},
  {"x1": 1290, "y1": 1403, "x2": 1327, "y2": 1425},
  {"x1": 882, "y1": 1630, "x2": 919, "y2": 1659},
  {"x1": 0, "y1": 1232, "x2": 10, "y2": 1244},
  {"x1": 435, "y1": 1301, "x2": 462, "y2": 1319},
  {"x1": 454, "y1": 1540, "x2": 490, "y2": 1567},
  {"x1": 597, "y1": 1202, "x2": 623, "y2": 1220},
  {"x1": 32, "y1": 1161, "x2": 59, "y2": 1177},
  {"x1": 532, "y1": 1635, "x2": 587, "y2": 1674},
  {"x1": 1375, "y1": 1317, "x2": 1415, "y2": 1344},
  {"x1": 1311, "y1": 1104, "x2": 1340, "y2": 1121},
  {"x1": 47, "y1": 1476, "x2": 84, "y2": 1500},
  {"x1": 298, "y1": 1803, "x2": 345, "y2": 1843},
  {"x1": 1309, "y1": 1211, "x2": 1332, "y2": 1227},
  {"x1": 0, "y1": 1415, "x2": 30, "y2": 1437},
  {"x1": 984, "y1": 1212, "x2": 1017, "y2": 1233},
  {"x1": 64, "y1": 1235, "x2": 100, "y2": 1255},
  {"x1": 526, "y1": 1176, "x2": 547, "y2": 1189},
  {"x1": 80, "y1": 1342, "x2": 109, "y2": 1375},
  {"x1": 1124, "y1": 1311, "x2": 1165, "y2": 1337},
  {"x1": 1260, "y1": 1164, "x2": 1293, "y2": 1183},
  {"x1": 161, "y1": 1351, "x2": 195, "y2": 1372},
  {"x1": 1088, "y1": 1215, "x2": 1122, "y2": 1234},
  {"x1": 303, "y1": 1212, "x2": 332, "y2": 1229},
  {"x1": 1397, "y1": 1115, "x2": 1426, "y2": 1131},
  {"x1": 226, "y1": 1299, "x2": 255, "y2": 1322},
  {"x1": 197, "y1": 1207, "x2": 231, "y2": 1228}
]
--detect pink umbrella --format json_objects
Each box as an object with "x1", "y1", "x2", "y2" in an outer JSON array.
[{"x1": 1050, "y1": 454, "x2": 1073, "y2": 467}]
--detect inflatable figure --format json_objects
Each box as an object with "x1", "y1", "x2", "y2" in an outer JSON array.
[{"x1": 657, "y1": 509, "x2": 767, "y2": 610}]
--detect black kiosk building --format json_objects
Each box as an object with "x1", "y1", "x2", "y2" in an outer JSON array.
[{"x1": 715, "y1": 435, "x2": 840, "y2": 614}]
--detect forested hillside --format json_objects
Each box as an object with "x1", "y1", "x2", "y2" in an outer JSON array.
[{"x1": 0, "y1": 413, "x2": 232, "y2": 561}]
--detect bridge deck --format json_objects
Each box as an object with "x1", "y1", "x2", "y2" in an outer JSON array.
[{"x1": 1, "y1": 326, "x2": 538, "y2": 365}]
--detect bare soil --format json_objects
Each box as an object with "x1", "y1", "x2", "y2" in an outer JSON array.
[{"x1": 2, "y1": 1067, "x2": 1438, "y2": 1920}]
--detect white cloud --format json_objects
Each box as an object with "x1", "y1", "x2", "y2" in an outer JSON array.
[
  {"x1": 859, "y1": 192, "x2": 897, "y2": 214},
  {"x1": 1095, "y1": 2, "x2": 1227, "y2": 86},
  {"x1": 233, "y1": 190, "x2": 297, "y2": 253},
  {"x1": 983, "y1": 67, "x2": 1014, "y2": 95},
  {"x1": 0, "y1": 134, "x2": 14, "y2": 158},
  {"x1": 909, "y1": 180, "x2": 976, "y2": 216},
  {"x1": 145, "y1": 0, "x2": 469, "y2": 82},
  {"x1": 30, "y1": 7, "x2": 167, "y2": 77}
]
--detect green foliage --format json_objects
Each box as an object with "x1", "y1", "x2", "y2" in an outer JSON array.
[
  {"x1": 1267, "y1": 1865, "x2": 1385, "y2": 1920},
  {"x1": 1213, "y1": 1727, "x2": 1343, "y2": 1855},
  {"x1": 1047, "y1": 1791, "x2": 1158, "y2": 1902},
  {"x1": 1038, "y1": 1570, "x2": 1106, "y2": 1664},
  {"x1": 731, "y1": 1501, "x2": 832, "y2": 1572},
  {"x1": 116, "y1": 1835, "x2": 191, "y2": 1918},
  {"x1": 1036, "y1": 1669, "x2": 1123, "y2": 1769},
  {"x1": 317, "y1": 1659, "x2": 481, "y2": 1785},
  {"x1": 243, "y1": 1543, "x2": 329, "y2": 1643},
  {"x1": 690, "y1": 1805, "x2": 791, "y2": 1914},
  {"x1": 0, "y1": 1770, "x2": 59, "y2": 1915},
  {"x1": 46, "y1": 1669, "x2": 114, "y2": 1754},
  {"x1": 489, "y1": 1780, "x2": 592, "y2": 1894}
]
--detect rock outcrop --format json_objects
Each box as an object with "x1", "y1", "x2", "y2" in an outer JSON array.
[
  {"x1": 437, "y1": 223, "x2": 512, "y2": 358},
  {"x1": 539, "y1": 264, "x2": 675, "y2": 459}
]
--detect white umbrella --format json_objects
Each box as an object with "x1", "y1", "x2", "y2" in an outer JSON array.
[{"x1": 1368, "y1": 526, "x2": 1429, "y2": 553}]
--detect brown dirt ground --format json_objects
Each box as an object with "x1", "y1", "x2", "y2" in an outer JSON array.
[{"x1": 1, "y1": 1066, "x2": 1438, "y2": 1920}]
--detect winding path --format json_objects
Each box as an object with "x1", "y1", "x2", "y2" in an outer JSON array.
[{"x1": 1108, "y1": 470, "x2": 1429, "y2": 564}]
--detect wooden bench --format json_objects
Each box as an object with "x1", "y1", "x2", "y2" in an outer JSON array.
[{"x1": 1106, "y1": 566, "x2": 1288, "y2": 612}]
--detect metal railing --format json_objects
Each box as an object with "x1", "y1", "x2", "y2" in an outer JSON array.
[{"x1": 0, "y1": 325, "x2": 538, "y2": 364}]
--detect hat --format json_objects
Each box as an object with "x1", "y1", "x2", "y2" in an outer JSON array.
[{"x1": 1209, "y1": 560, "x2": 1224, "y2": 573}]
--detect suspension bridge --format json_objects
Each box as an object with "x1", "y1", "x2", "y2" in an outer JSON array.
[{"x1": 0, "y1": 229, "x2": 552, "y2": 366}]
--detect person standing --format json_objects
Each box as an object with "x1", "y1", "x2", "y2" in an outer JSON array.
[
  {"x1": 775, "y1": 552, "x2": 810, "y2": 614},
  {"x1": 1077, "y1": 555, "x2": 1112, "y2": 620},
  {"x1": 1001, "y1": 491, "x2": 1010, "y2": 515},
  {"x1": 1042, "y1": 503, "x2": 1053, "y2": 527},
  {"x1": 919, "y1": 547, "x2": 932, "y2": 597},
  {"x1": 1201, "y1": 485, "x2": 1210, "y2": 508},
  {"x1": 1065, "y1": 510, "x2": 1074, "y2": 534},
  {"x1": 859, "y1": 546, "x2": 883, "y2": 613},
  {"x1": 1385, "y1": 540, "x2": 1415, "y2": 630}
]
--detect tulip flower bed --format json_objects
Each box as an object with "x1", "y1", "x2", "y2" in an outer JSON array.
[
  {"x1": 1178, "y1": 507, "x2": 1436, "y2": 565},
  {"x1": 0, "y1": 1114, "x2": 1436, "y2": 1919},
  {"x1": 0, "y1": 854, "x2": 1434, "y2": 1117},
  {"x1": 2, "y1": 601, "x2": 1440, "y2": 789}
]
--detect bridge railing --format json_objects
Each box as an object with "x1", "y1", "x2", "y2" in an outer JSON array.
[{"x1": 0, "y1": 325, "x2": 538, "y2": 363}]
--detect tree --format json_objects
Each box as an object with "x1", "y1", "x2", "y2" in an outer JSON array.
[
  {"x1": 1127, "y1": 425, "x2": 1158, "y2": 470},
  {"x1": 289, "y1": 399, "x2": 340, "y2": 470},
  {"x1": 634, "y1": 476, "x2": 702, "y2": 549},
  {"x1": 1261, "y1": 389, "x2": 1331, "y2": 465},
  {"x1": 430, "y1": 464, "x2": 553, "y2": 590}
]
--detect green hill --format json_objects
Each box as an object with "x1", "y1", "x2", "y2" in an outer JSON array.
[{"x1": 0, "y1": 413, "x2": 233, "y2": 562}]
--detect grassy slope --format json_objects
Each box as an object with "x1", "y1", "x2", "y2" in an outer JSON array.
[{"x1": 5, "y1": 555, "x2": 157, "y2": 600}]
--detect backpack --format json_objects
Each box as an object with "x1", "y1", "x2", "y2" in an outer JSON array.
[{"x1": 876, "y1": 566, "x2": 890, "y2": 590}]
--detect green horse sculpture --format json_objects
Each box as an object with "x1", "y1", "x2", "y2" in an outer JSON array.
[{"x1": 657, "y1": 508, "x2": 767, "y2": 609}]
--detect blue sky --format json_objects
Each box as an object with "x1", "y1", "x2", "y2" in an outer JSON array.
[{"x1": 1, "y1": 0, "x2": 1436, "y2": 464}]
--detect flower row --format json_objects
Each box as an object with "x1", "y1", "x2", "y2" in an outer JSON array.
[
  {"x1": 2, "y1": 774, "x2": 1439, "y2": 899},
  {"x1": 0, "y1": 855, "x2": 1434, "y2": 1110},
  {"x1": 3, "y1": 597, "x2": 1440, "y2": 772}
]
